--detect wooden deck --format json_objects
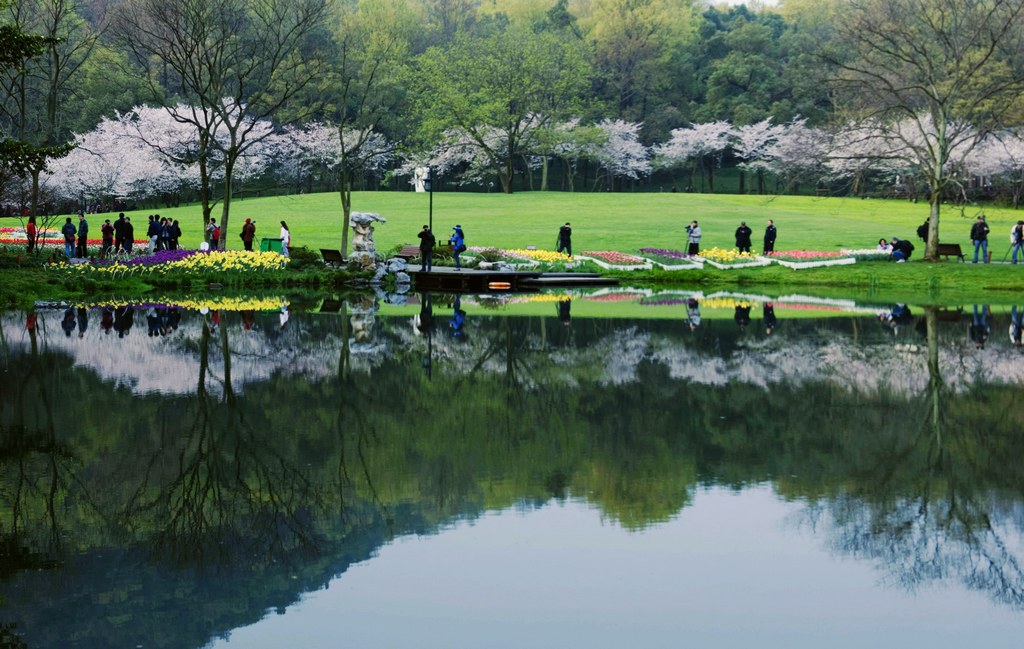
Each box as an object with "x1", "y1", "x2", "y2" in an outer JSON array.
[{"x1": 409, "y1": 267, "x2": 617, "y2": 291}]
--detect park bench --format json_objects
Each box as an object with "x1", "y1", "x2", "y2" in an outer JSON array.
[
  {"x1": 396, "y1": 245, "x2": 421, "y2": 260},
  {"x1": 936, "y1": 243, "x2": 965, "y2": 262},
  {"x1": 320, "y1": 248, "x2": 345, "y2": 267}
]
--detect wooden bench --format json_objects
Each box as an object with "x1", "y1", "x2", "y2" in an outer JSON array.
[
  {"x1": 396, "y1": 245, "x2": 421, "y2": 260},
  {"x1": 936, "y1": 243, "x2": 965, "y2": 262},
  {"x1": 320, "y1": 248, "x2": 345, "y2": 267}
]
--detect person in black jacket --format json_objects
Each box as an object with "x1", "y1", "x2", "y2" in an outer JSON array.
[
  {"x1": 417, "y1": 225, "x2": 436, "y2": 271},
  {"x1": 763, "y1": 220, "x2": 777, "y2": 254},
  {"x1": 891, "y1": 237, "x2": 914, "y2": 262},
  {"x1": 970, "y1": 215, "x2": 990, "y2": 263},
  {"x1": 735, "y1": 221, "x2": 753, "y2": 254}
]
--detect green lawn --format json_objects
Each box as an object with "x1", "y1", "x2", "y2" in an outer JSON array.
[{"x1": 127, "y1": 191, "x2": 1024, "y2": 257}]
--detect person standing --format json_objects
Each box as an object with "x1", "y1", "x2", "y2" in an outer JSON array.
[
  {"x1": 123, "y1": 217, "x2": 134, "y2": 253},
  {"x1": 279, "y1": 221, "x2": 290, "y2": 257},
  {"x1": 685, "y1": 220, "x2": 702, "y2": 256},
  {"x1": 417, "y1": 225, "x2": 435, "y2": 271},
  {"x1": 25, "y1": 215, "x2": 37, "y2": 253},
  {"x1": 146, "y1": 215, "x2": 160, "y2": 253},
  {"x1": 1011, "y1": 220, "x2": 1024, "y2": 264},
  {"x1": 970, "y1": 215, "x2": 990, "y2": 263},
  {"x1": 735, "y1": 221, "x2": 752, "y2": 254},
  {"x1": 101, "y1": 219, "x2": 114, "y2": 258},
  {"x1": 205, "y1": 218, "x2": 217, "y2": 246},
  {"x1": 158, "y1": 216, "x2": 171, "y2": 251},
  {"x1": 763, "y1": 219, "x2": 777, "y2": 254},
  {"x1": 449, "y1": 224, "x2": 465, "y2": 270},
  {"x1": 556, "y1": 222, "x2": 572, "y2": 257},
  {"x1": 241, "y1": 218, "x2": 256, "y2": 251},
  {"x1": 113, "y1": 213, "x2": 127, "y2": 253},
  {"x1": 170, "y1": 220, "x2": 182, "y2": 250},
  {"x1": 61, "y1": 217, "x2": 77, "y2": 258},
  {"x1": 76, "y1": 213, "x2": 89, "y2": 258}
]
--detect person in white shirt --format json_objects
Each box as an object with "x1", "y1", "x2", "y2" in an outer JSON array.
[{"x1": 280, "y1": 221, "x2": 291, "y2": 257}]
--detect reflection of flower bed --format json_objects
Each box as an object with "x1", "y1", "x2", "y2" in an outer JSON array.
[
  {"x1": 700, "y1": 297, "x2": 756, "y2": 309},
  {"x1": 640, "y1": 298, "x2": 691, "y2": 306},
  {"x1": 586, "y1": 292, "x2": 642, "y2": 302},
  {"x1": 581, "y1": 250, "x2": 646, "y2": 264},
  {"x1": 78, "y1": 295, "x2": 288, "y2": 311},
  {"x1": 505, "y1": 294, "x2": 571, "y2": 304}
]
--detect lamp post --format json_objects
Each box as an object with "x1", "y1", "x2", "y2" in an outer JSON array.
[{"x1": 425, "y1": 167, "x2": 433, "y2": 232}]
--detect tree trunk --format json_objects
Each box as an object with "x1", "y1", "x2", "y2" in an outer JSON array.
[
  {"x1": 738, "y1": 170, "x2": 745, "y2": 194},
  {"x1": 924, "y1": 190, "x2": 941, "y2": 261},
  {"x1": 218, "y1": 159, "x2": 235, "y2": 251},
  {"x1": 541, "y1": 156, "x2": 549, "y2": 191},
  {"x1": 339, "y1": 167, "x2": 352, "y2": 257}
]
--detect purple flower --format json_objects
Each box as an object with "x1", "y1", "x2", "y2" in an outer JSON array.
[
  {"x1": 93, "y1": 249, "x2": 206, "y2": 267},
  {"x1": 639, "y1": 247, "x2": 689, "y2": 260}
]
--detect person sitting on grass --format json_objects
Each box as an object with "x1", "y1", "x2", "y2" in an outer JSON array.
[
  {"x1": 877, "y1": 238, "x2": 892, "y2": 252},
  {"x1": 891, "y1": 237, "x2": 914, "y2": 262}
]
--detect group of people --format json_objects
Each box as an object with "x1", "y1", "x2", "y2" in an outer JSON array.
[
  {"x1": 417, "y1": 223, "x2": 465, "y2": 271},
  {"x1": 57, "y1": 212, "x2": 138, "y2": 259},
  {"x1": 145, "y1": 214, "x2": 183, "y2": 253},
  {"x1": 684, "y1": 219, "x2": 778, "y2": 256}
]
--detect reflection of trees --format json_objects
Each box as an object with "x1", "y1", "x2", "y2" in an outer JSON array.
[
  {"x1": 820, "y1": 308, "x2": 1024, "y2": 608},
  {"x1": 121, "y1": 313, "x2": 330, "y2": 567},
  {"x1": 0, "y1": 312, "x2": 74, "y2": 575}
]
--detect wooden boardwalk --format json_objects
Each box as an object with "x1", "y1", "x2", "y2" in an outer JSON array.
[{"x1": 408, "y1": 266, "x2": 617, "y2": 291}]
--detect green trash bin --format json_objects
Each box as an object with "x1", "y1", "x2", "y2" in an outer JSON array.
[{"x1": 260, "y1": 237, "x2": 283, "y2": 253}]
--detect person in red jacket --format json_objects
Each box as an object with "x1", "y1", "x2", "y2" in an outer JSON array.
[{"x1": 240, "y1": 218, "x2": 256, "y2": 251}]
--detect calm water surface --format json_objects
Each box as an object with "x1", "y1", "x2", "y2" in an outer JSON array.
[{"x1": 2, "y1": 289, "x2": 1024, "y2": 648}]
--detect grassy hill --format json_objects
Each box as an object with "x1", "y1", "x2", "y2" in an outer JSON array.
[{"x1": 123, "y1": 191, "x2": 1019, "y2": 257}]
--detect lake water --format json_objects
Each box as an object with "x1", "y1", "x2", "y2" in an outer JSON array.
[{"x1": 2, "y1": 288, "x2": 1024, "y2": 648}]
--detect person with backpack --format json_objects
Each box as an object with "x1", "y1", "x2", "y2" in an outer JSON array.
[
  {"x1": 970, "y1": 215, "x2": 990, "y2": 263},
  {"x1": 61, "y1": 217, "x2": 77, "y2": 258},
  {"x1": 556, "y1": 222, "x2": 572, "y2": 257},
  {"x1": 916, "y1": 219, "x2": 929, "y2": 242},
  {"x1": 205, "y1": 218, "x2": 217, "y2": 246},
  {"x1": 1011, "y1": 220, "x2": 1024, "y2": 264},
  {"x1": 891, "y1": 236, "x2": 914, "y2": 262},
  {"x1": 449, "y1": 224, "x2": 465, "y2": 270}
]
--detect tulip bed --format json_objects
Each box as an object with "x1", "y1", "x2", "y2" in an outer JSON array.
[{"x1": 48, "y1": 249, "x2": 290, "y2": 279}]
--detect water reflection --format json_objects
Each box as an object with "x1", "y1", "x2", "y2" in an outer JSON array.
[{"x1": 2, "y1": 292, "x2": 1024, "y2": 647}]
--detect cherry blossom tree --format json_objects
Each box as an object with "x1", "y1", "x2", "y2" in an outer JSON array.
[
  {"x1": 654, "y1": 121, "x2": 732, "y2": 192},
  {"x1": 965, "y1": 132, "x2": 1024, "y2": 208},
  {"x1": 732, "y1": 119, "x2": 786, "y2": 194},
  {"x1": 741, "y1": 120, "x2": 830, "y2": 192},
  {"x1": 591, "y1": 119, "x2": 651, "y2": 190},
  {"x1": 531, "y1": 119, "x2": 605, "y2": 192}
]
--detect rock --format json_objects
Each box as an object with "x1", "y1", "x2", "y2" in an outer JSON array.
[
  {"x1": 386, "y1": 258, "x2": 408, "y2": 273},
  {"x1": 394, "y1": 271, "x2": 411, "y2": 285},
  {"x1": 348, "y1": 251, "x2": 377, "y2": 270}
]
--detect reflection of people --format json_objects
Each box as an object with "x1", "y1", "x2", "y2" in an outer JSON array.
[
  {"x1": 763, "y1": 302, "x2": 777, "y2": 335},
  {"x1": 1010, "y1": 306, "x2": 1023, "y2": 348},
  {"x1": 449, "y1": 225, "x2": 465, "y2": 270},
  {"x1": 763, "y1": 220, "x2": 777, "y2": 254},
  {"x1": 969, "y1": 304, "x2": 990, "y2": 349},
  {"x1": 970, "y1": 215, "x2": 990, "y2": 263},
  {"x1": 279, "y1": 304, "x2": 289, "y2": 329},
  {"x1": 61, "y1": 308, "x2": 76, "y2": 337},
  {"x1": 450, "y1": 295, "x2": 466, "y2": 337},
  {"x1": 242, "y1": 310, "x2": 256, "y2": 331},
  {"x1": 76, "y1": 307, "x2": 88, "y2": 338},
  {"x1": 685, "y1": 221, "x2": 701, "y2": 256},
  {"x1": 735, "y1": 222, "x2": 752, "y2": 254},
  {"x1": 687, "y1": 298, "x2": 701, "y2": 331},
  {"x1": 557, "y1": 222, "x2": 572, "y2": 257},
  {"x1": 557, "y1": 299, "x2": 571, "y2": 326},
  {"x1": 880, "y1": 304, "x2": 913, "y2": 332},
  {"x1": 734, "y1": 304, "x2": 751, "y2": 330},
  {"x1": 417, "y1": 292, "x2": 434, "y2": 334},
  {"x1": 114, "y1": 306, "x2": 134, "y2": 338},
  {"x1": 418, "y1": 225, "x2": 435, "y2": 271}
]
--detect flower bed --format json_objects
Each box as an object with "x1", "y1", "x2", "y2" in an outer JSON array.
[
  {"x1": 578, "y1": 250, "x2": 651, "y2": 270},
  {"x1": 766, "y1": 250, "x2": 856, "y2": 270},
  {"x1": 48, "y1": 250, "x2": 289, "y2": 277},
  {"x1": 638, "y1": 247, "x2": 704, "y2": 270},
  {"x1": 694, "y1": 247, "x2": 771, "y2": 270},
  {"x1": 840, "y1": 248, "x2": 892, "y2": 261},
  {"x1": 503, "y1": 248, "x2": 572, "y2": 264}
]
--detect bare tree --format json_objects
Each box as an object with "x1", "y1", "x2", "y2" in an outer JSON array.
[
  {"x1": 824, "y1": 0, "x2": 1024, "y2": 260},
  {"x1": 111, "y1": 0, "x2": 328, "y2": 247}
]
